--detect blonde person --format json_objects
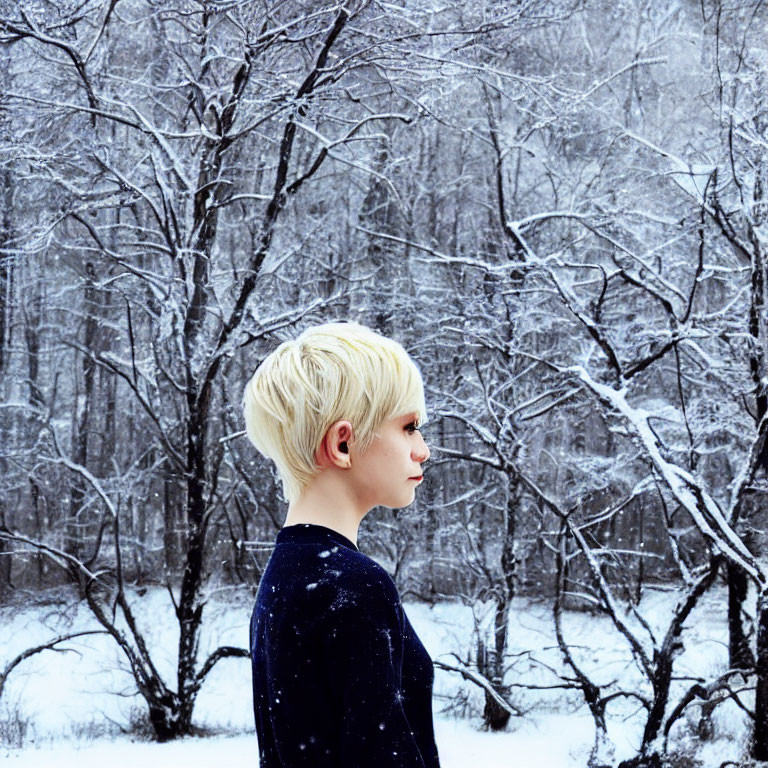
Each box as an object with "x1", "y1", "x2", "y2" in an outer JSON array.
[{"x1": 242, "y1": 320, "x2": 440, "y2": 767}]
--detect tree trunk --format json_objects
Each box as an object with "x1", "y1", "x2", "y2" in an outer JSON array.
[
  {"x1": 751, "y1": 590, "x2": 768, "y2": 760},
  {"x1": 163, "y1": 470, "x2": 184, "y2": 576},
  {"x1": 0, "y1": 92, "x2": 13, "y2": 597},
  {"x1": 635, "y1": 497, "x2": 645, "y2": 604},
  {"x1": 67, "y1": 262, "x2": 99, "y2": 564},
  {"x1": 482, "y1": 475, "x2": 518, "y2": 731},
  {"x1": 0, "y1": 171, "x2": 12, "y2": 374},
  {"x1": 727, "y1": 559, "x2": 755, "y2": 670},
  {"x1": 481, "y1": 597, "x2": 511, "y2": 731},
  {"x1": 24, "y1": 282, "x2": 47, "y2": 587},
  {"x1": 618, "y1": 754, "x2": 662, "y2": 768},
  {"x1": 0, "y1": 504, "x2": 12, "y2": 598}
]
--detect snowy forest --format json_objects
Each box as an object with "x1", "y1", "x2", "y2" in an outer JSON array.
[{"x1": 0, "y1": 0, "x2": 766, "y2": 766}]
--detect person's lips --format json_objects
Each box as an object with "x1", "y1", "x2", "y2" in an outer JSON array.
[{"x1": 409, "y1": 475, "x2": 423, "y2": 481}]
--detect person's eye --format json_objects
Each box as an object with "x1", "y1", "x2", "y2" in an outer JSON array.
[{"x1": 406, "y1": 421, "x2": 424, "y2": 434}]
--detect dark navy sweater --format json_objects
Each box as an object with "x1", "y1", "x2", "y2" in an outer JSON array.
[{"x1": 249, "y1": 523, "x2": 440, "y2": 767}]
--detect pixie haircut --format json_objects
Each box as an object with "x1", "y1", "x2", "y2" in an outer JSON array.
[{"x1": 242, "y1": 320, "x2": 428, "y2": 504}]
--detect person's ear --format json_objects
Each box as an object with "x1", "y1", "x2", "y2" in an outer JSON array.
[
  {"x1": 315, "y1": 421, "x2": 353, "y2": 468},
  {"x1": 333, "y1": 421, "x2": 353, "y2": 464}
]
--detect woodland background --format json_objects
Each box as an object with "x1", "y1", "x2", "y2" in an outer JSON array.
[{"x1": 0, "y1": 1, "x2": 766, "y2": 766}]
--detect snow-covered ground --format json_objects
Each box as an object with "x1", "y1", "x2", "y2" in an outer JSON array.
[
  {"x1": 0, "y1": 585, "x2": 751, "y2": 766},
  {"x1": 1, "y1": 716, "x2": 594, "y2": 768}
]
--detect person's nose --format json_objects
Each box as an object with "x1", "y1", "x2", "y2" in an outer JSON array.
[{"x1": 414, "y1": 433, "x2": 430, "y2": 463}]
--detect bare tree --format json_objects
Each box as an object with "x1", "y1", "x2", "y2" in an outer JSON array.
[{"x1": 0, "y1": 0, "x2": 445, "y2": 738}]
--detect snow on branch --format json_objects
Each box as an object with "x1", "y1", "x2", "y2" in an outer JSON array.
[
  {"x1": 0, "y1": 630, "x2": 108, "y2": 701},
  {"x1": 566, "y1": 364, "x2": 766, "y2": 587}
]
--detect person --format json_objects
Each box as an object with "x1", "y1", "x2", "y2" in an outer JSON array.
[{"x1": 242, "y1": 320, "x2": 440, "y2": 767}]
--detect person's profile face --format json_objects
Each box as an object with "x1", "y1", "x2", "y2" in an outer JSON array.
[{"x1": 348, "y1": 411, "x2": 430, "y2": 512}]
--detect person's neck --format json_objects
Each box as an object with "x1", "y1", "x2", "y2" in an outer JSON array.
[
  {"x1": 284, "y1": 471, "x2": 373, "y2": 547},
  {"x1": 284, "y1": 485, "x2": 367, "y2": 547}
]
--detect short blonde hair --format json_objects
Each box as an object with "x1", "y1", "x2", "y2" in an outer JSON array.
[{"x1": 242, "y1": 320, "x2": 428, "y2": 504}]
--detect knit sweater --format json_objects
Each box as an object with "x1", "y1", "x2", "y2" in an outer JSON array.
[{"x1": 249, "y1": 522, "x2": 441, "y2": 767}]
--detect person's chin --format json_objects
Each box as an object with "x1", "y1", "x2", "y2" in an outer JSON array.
[
  {"x1": 382, "y1": 490, "x2": 416, "y2": 510},
  {"x1": 399, "y1": 489, "x2": 417, "y2": 507}
]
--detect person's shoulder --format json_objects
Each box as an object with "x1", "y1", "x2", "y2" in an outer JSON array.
[
  {"x1": 329, "y1": 548, "x2": 397, "y2": 592},
  {"x1": 319, "y1": 551, "x2": 402, "y2": 625},
  {"x1": 277, "y1": 542, "x2": 396, "y2": 613},
  {"x1": 262, "y1": 538, "x2": 400, "y2": 613}
]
